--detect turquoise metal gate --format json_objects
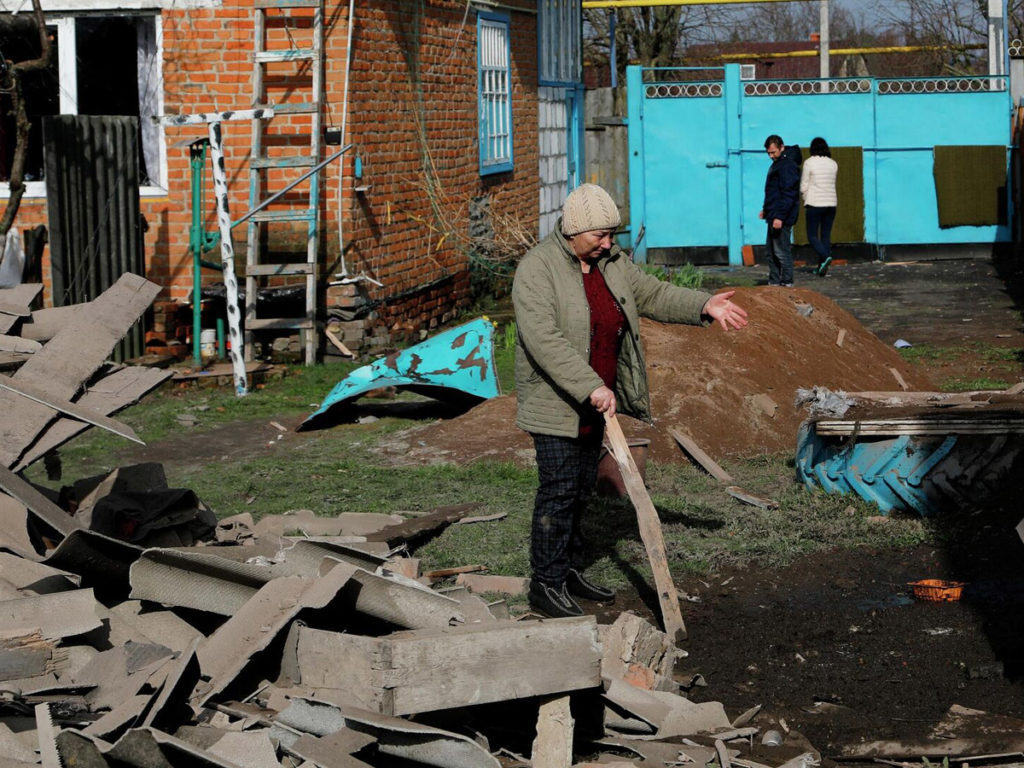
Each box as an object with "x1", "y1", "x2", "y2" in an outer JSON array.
[{"x1": 627, "y1": 64, "x2": 1012, "y2": 265}]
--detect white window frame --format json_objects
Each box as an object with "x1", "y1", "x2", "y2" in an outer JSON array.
[
  {"x1": 477, "y1": 12, "x2": 513, "y2": 176},
  {"x1": 0, "y1": 10, "x2": 168, "y2": 199}
]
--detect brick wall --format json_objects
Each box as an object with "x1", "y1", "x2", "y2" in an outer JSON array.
[{"x1": 10, "y1": 0, "x2": 539, "y2": 349}]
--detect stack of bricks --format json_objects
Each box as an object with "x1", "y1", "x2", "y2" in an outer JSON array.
[
  {"x1": 144, "y1": 300, "x2": 190, "y2": 358},
  {"x1": 325, "y1": 281, "x2": 379, "y2": 355}
]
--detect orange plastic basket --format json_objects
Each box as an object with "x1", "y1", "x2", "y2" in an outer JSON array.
[{"x1": 908, "y1": 579, "x2": 966, "y2": 602}]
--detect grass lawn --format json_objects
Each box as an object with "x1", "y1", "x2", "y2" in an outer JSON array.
[{"x1": 22, "y1": 333, "x2": 931, "y2": 610}]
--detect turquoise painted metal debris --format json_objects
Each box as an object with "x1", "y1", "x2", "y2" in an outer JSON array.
[
  {"x1": 794, "y1": 386, "x2": 1024, "y2": 516},
  {"x1": 301, "y1": 317, "x2": 499, "y2": 429}
]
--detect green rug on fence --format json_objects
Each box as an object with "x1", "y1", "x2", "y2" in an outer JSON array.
[
  {"x1": 793, "y1": 146, "x2": 865, "y2": 246},
  {"x1": 933, "y1": 145, "x2": 1007, "y2": 227}
]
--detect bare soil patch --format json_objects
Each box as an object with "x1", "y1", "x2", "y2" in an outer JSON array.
[{"x1": 375, "y1": 285, "x2": 934, "y2": 466}]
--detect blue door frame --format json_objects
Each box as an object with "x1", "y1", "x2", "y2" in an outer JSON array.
[{"x1": 628, "y1": 64, "x2": 1013, "y2": 265}]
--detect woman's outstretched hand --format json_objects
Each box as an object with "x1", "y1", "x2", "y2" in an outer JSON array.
[{"x1": 703, "y1": 290, "x2": 749, "y2": 331}]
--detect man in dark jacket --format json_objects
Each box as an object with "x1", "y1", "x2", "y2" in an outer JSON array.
[{"x1": 760, "y1": 134, "x2": 801, "y2": 287}]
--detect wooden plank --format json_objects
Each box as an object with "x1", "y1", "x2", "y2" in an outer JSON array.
[
  {"x1": 607, "y1": 415, "x2": 687, "y2": 642},
  {"x1": 294, "y1": 615, "x2": 602, "y2": 716},
  {"x1": 725, "y1": 486, "x2": 780, "y2": 510},
  {"x1": 14, "y1": 366, "x2": 171, "y2": 472},
  {"x1": 816, "y1": 419, "x2": 1024, "y2": 436},
  {"x1": 0, "y1": 274, "x2": 160, "y2": 468},
  {"x1": 889, "y1": 367, "x2": 909, "y2": 391},
  {"x1": 324, "y1": 328, "x2": 355, "y2": 358},
  {"x1": 0, "y1": 374, "x2": 142, "y2": 445},
  {"x1": 669, "y1": 427, "x2": 734, "y2": 485},
  {"x1": 422, "y1": 564, "x2": 487, "y2": 579}
]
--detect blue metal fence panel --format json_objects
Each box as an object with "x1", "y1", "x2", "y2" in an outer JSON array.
[
  {"x1": 627, "y1": 64, "x2": 1012, "y2": 264},
  {"x1": 643, "y1": 84, "x2": 728, "y2": 248}
]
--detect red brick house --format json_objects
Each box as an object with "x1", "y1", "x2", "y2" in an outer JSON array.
[{"x1": 1, "y1": 0, "x2": 582, "y2": 359}]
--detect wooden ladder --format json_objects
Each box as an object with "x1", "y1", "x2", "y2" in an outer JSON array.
[{"x1": 246, "y1": 0, "x2": 324, "y2": 365}]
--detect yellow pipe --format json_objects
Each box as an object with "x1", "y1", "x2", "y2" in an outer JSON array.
[
  {"x1": 714, "y1": 43, "x2": 988, "y2": 60},
  {"x1": 584, "y1": 0, "x2": 813, "y2": 6}
]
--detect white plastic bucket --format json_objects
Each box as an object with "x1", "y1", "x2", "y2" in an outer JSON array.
[{"x1": 200, "y1": 329, "x2": 217, "y2": 359}]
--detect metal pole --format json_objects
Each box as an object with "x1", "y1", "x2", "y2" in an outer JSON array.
[
  {"x1": 189, "y1": 140, "x2": 207, "y2": 365},
  {"x1": 207, "y1": 122, "x2": 249, "y2": 397},
  {"x1": 231, "y1": 144, "x2": 351, "y2": 230},
  {"x1": 819, "y1": 0, "x2": 830, "y2": 85},
  {"x1": 610, "y1": 10, "x2": 618, "y2": 89}
]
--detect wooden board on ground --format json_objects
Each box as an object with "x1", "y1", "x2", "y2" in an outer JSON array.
[
  {"x1": 292, "y1": 616, "x2": 601, "y2": 716},
  {"x1": 606, "y1": 414, "x2": 687, "y2": 642},
  {"x1": 669, "y1": 428, "x2": 734, "y2": 485}
]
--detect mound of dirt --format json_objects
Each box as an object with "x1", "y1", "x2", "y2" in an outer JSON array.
[{"x1": 374, "y1": 286, "x2": 934, "y2": 465}]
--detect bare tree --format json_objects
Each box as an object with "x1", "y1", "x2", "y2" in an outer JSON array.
[
  {"x1": 871, "y1": 0, "x2": 1022, "y2": 74},
  {"x1": 0, "y1": 0, "x2": 50, "y2": 251},
  {"x1": 584, "y1": 6, "x2": 730, "y2": 83}
]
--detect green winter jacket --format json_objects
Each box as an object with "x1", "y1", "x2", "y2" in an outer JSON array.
[{"x1": 512, "y1": 224, "x2": 712, "y2": 438}]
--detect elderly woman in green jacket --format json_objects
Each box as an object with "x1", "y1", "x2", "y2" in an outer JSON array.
[{"x1": 512, "y1": 183, "x2": 748, "y2": 618}]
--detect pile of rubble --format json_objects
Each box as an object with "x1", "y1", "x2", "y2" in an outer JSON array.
[
  {"x1": 0, "y1": 277, "x2": 826, "y2": 766},
  {"x1": 0, "y1": 489, "x2": 830, "y2": 768}
]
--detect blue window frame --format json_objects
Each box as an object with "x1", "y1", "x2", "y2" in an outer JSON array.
[{"x1": 478, "y1": 12, "x2": 513, "y2": 175}]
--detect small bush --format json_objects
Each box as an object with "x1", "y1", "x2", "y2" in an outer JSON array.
[{"x1": 641, "y1": 263, "x2": 704, "y2": 290}]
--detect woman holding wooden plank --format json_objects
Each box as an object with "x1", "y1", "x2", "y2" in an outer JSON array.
[{"x1": 512, "y1": 184, "x2": 748, "y2": 618}]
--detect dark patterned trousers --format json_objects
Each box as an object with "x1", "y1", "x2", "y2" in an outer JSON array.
[{"x1": 530, "y1": 431, "x2": 603, "y2": 586}]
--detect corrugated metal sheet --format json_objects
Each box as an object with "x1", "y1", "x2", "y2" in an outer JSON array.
[{"x1": 43, "y1": 115, "x2": 145, "y2": 360}]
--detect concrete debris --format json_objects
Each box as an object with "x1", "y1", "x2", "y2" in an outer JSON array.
[{"x1": 599, "y1": 612, "x2": 687, "y2": 693}]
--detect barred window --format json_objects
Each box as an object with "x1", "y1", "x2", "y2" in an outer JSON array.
[{"x1": 477, "y1": 13, "x2": 513, "y2": 175}]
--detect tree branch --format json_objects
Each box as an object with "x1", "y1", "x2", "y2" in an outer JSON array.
[{"x1": 0, "y1": 0, "x2": 49, "y2": 247}]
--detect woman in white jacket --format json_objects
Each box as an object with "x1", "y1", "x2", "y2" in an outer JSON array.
[{"x1": 800, "y1": 137, "x2": 839, "y2": 276}]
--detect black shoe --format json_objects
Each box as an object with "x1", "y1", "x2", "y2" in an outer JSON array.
[
  {"x1": 566, "y1": 568, "x2": 615, "y2": 602},
  {"x1": 817, "y1": 256, "x2": 832, "y2": 277},
  {"x1": 529, "y1": 580, "x2": 583, "y2": 618}
]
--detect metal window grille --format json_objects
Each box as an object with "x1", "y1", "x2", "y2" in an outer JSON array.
[{"x1": 478, "y1": 14, "x2": 513, "y2": 175}]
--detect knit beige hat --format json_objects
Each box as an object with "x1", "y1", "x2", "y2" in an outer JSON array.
[{"x1": 561, "y1": 183, "x2": 621, "y2": 236}]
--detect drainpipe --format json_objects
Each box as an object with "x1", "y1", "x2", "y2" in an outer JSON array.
[
  {"x1": 336, "y1": 0, "x2": 355, "y2": 279},
  {"x1": 610, "y1": 10, "x2": 617, "y2": 89}
]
